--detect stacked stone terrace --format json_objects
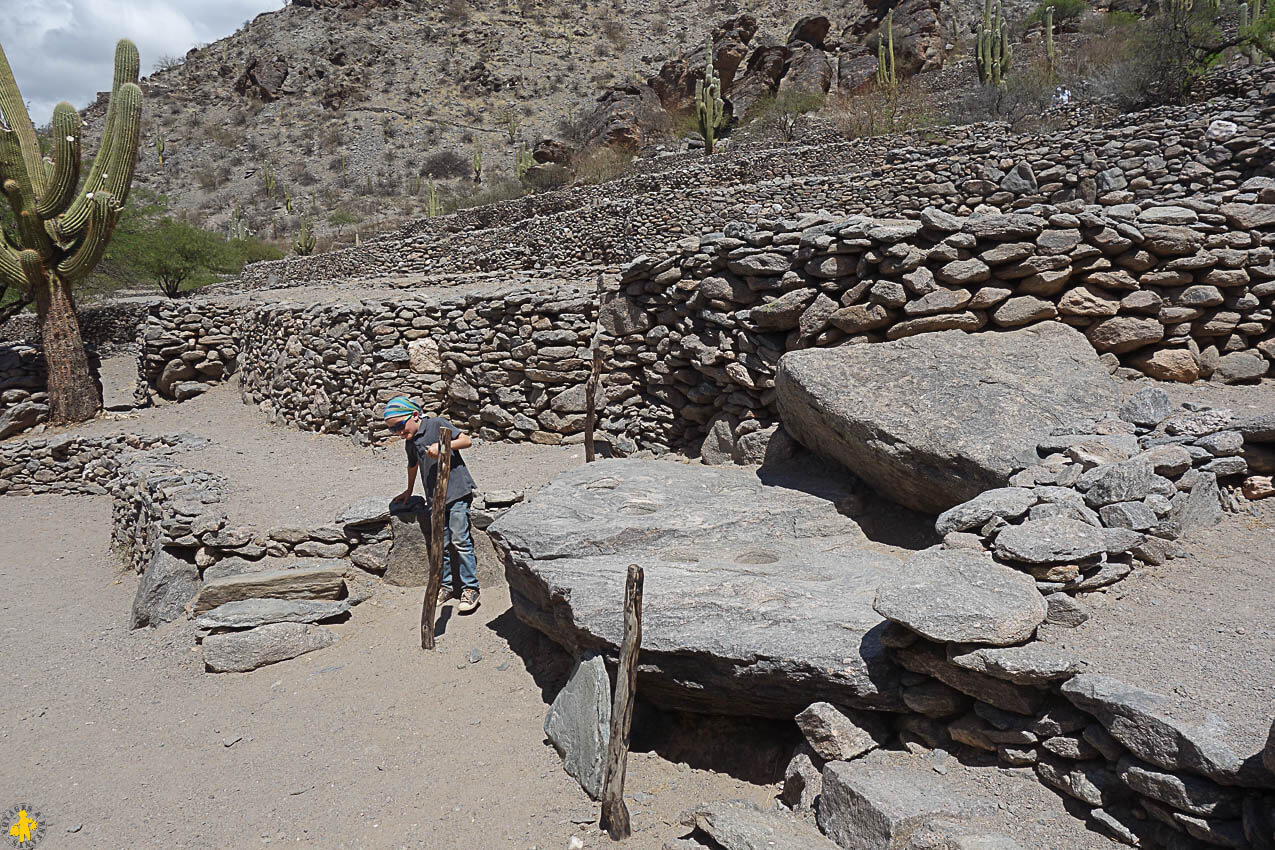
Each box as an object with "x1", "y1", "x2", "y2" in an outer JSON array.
[{"x1": 236, "y1": 64, "x2": 1275, "y2": 289}]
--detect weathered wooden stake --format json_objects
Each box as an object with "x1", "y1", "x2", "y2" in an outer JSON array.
[
  {"x1": 420, "y1": 426, "x2": 453, "y2": 650},
  {"x1": 600, "y1": 563, "x2": 643, "y2": 840},
  {"x1": 584, "y1": 346, "x2": 602, "y2": 463}
]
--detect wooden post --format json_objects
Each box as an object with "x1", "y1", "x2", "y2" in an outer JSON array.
[
  {"x1": 600, "y1": 563, "x2": 643, "y2": 840},
  {"x1": 584, "y1": 346, "x2": 602, "y2": 463},
  {"x1": 420, "y1": 426, "x2": 453, "y2": 650}
]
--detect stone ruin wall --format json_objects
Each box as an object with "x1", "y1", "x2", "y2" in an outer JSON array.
[
  {"x1": 135, "y1": 199, "x2": 1275, "y2": 457},
  {"x1": 138, "y1": 284, "x2": 598, "y2": 446},
  {"x1": 236, "y1": 65, "x2": 1275, "y2": 290},
  {"x1": 603, "y1": 199, "x2": 1275, "y2": 451}
]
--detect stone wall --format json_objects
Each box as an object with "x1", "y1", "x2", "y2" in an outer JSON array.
[
  {"x1": 237, "y1": 65, "x2": 1275, "y2": 290},
  {"x1": 138, "y1": 282, "x2": 600, "y2": 445},
  {"x1": 603, "y1": 200, "x2": 1275, "y2": 452},
  {"x1": 0, "y1": 344, "x2": 50, "y2": 439}
]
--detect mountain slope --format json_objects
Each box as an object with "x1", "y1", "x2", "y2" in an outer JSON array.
[{"x1": 90, "y1": 0, "x2": 852, "y2": 249}]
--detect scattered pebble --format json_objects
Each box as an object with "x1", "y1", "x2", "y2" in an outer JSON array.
[
  {"x1": 467, "y1": 648, "x2": 483, "y2": 664},
  {"x1": 66, "y1": 824, "x2": 82, "y2": 833},
  {"x1": 223, "y1": 735, "x2": 243, "y2": 748}
]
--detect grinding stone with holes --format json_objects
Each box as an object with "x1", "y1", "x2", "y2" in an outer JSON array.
[{"x1": 488, "y1": 459, "x2": 907, "y2": 717}]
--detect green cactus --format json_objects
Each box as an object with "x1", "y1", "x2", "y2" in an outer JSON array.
[
  {"x1": 154, "y1": 133, "x2": 166, "y2": 167},
  {"x1": 0, "y1": 39, "x2": 141, "y2": 423},
  {"x1": 292, "y1": 217, "x2": 316, "y2": 256},
  {"x1": 1044, "y1": 5, "x2": 1057, "y2": 81},
  {"x1": 876, "y1": 9, "x2": 898, "y2": 89},
  {"x1": 695, "y1": 36, "x2": 725, "y2": 156},
  {"x1": 976, "y1": 0, "x2": 1012, "y2": 86},
  {"x1": 1253, "y1": 0, "x2": 1266, "y2": 63},
  {"x1": 426, "y1": 175, "x2": 443, "y2": 218},
  {"x1": 261, "y1": 160, "x2": 277, "y2": 199},
  {"x1": 515, "y1": 144, "x2": 535, "y2": 179},
  {"x1": 472, "y1": 142, "x2": 483, "y2": 183}
]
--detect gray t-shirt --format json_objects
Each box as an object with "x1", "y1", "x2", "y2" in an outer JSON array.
[{"x1": 406, "y1": 416, "x2": 476, "y2": 505}]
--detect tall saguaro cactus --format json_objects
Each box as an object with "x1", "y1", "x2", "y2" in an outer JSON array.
[
  {"x1": 695, "y1": 36, "x2": 725, "y2": 156},
  {"x1": 976, "y1": 0, "x2": 1013, "y2": 86},
  {"x1": 1044, "y1": 5, "x2": 1058, "y2": 81},
  {"x1": 877, "y1": 9, "x2": 898, "y2": 89},
  {"x1": 0, "y1": 39, "x2": 142, "y2": 423}
]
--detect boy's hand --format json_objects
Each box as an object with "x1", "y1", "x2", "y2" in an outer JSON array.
[
  {"x1": 391, "y1": 489, "x2": 413, "y2": 505},
  {"x1": 425, "y1": 444, "x2": 440, "y2": 459}
]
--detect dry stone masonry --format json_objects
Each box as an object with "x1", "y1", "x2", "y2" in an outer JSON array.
[{"x1": 236, "y1": 64, "x2": 1275, "y2": 290}]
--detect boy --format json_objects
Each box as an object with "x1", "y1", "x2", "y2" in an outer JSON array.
[{"x1": 384, "y1": 396, "x2": 480, "y2": 613}]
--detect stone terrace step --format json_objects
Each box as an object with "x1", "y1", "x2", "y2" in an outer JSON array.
[{"x1": 192, "y1": 563, "x2": 347, "y2": 614}]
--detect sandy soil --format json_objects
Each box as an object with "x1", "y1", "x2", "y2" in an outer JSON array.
[
  {"x1": 0, "y1": 495, "x2": 769, "y2": 849},
  {"x1": 72, "y1": 379, "x2": 585, "y2": 531}
]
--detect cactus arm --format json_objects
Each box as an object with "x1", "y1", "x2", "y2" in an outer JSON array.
[
  {"x1": 36, "y1": 103, "x2": 83, "y2": 219},
  {"x1": 56, "y1": 192, "x2": 118, "y2": 283},
  {"x1": 55, "y1": 42, "x2": 140, "y2": 240},
  {"x1": 0, "y1": 44, "x2": 50, "y2": 201},
  {"x1": 0, "y1": 241, "x2": 23, "y2": 293},
  {"x1": 18, "y1": 248, "x2": 48, "y2": 295}
]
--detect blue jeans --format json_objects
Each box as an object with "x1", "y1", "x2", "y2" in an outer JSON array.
[{"x1": 441, "y1": 497, "x2": 479, "y2": 591}]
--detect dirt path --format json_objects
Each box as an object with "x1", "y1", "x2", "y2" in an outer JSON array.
[{"x1": 0, "y1": 495, "x2": 770, "y2": 849}]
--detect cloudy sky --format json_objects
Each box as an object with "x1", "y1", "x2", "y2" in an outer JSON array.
[{"x1": 2, "y1": 0, "x2": 283, "y2": 123}]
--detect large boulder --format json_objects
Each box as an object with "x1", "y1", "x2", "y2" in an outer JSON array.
[
  {"x1": 726, "y1": 39, "x2": 790, "y2": 118},
  {"x1": 489, "y1": 459, "x2": 906, "y2": 717},
  {"x1": 578, "y1": 83, "x2": 665, "y2": 150},
  {"x1": 0, "y1": 401, "x2": 49, "y2": 439},
  {"x1": 775, "y1": 324, "x2": 1121, "y2": 514}
]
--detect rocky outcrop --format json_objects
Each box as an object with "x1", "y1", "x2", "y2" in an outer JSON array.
[
  {"x1": 490, "y1": 459, "x2": 906, "y2": 717},
  {"x1": 775, "y1": 324, "x2": 1121, "y2": 514}
]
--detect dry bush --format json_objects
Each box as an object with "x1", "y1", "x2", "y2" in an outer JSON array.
[
  {"x1": 573, "y1": 146, "x2": 633, "y2": 185},
  {"x1": 423, "y1": 149, "x2": 469, "y2": 178},
  {"x1": 827, "y1": 82, "x2": 934, "y2": 140}
]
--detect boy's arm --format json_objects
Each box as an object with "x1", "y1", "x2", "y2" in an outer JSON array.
[
  {"x1": 394, "y1": 464, "x2": 417, "y2": 505},
  {"x1": 424, "y1": 422, "x2": 473, "y2": 457}
]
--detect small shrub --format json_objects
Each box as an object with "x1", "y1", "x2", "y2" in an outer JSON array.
[
  {"x1": 153, "y1": 54, "x2": 184, "y2": 73},
  {"x1": 423, "y1": 149, "x2": 469, "y2": 178},
  {"x1": 573, "y1": 146, "x2": 634, "y2": 184},
  {"x1": 828, "y1": 83, "x2": 933, "y2": 140}
]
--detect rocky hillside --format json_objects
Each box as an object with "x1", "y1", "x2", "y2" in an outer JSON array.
[{"x1": 91, "y1": 0, "x2": 870, "y2": 247}]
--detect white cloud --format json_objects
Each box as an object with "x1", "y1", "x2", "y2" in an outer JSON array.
[{"x1": 1, "y1": 0, "x2": 282, "y2": 123}]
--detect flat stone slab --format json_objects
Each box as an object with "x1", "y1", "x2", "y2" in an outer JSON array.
[
  {"x1": 873, "y1": 547, "x2": 1047, "y2": 646},
  {"x1": 131, "y1": 548, "x2": 200, "y2": 629},
  {"x1": 1061, "y1": 674, "x2": 1275, "y2": 788},
  {"x1": 192, "y1": 565, "x2": 347, "y2": 614},
  {"x1": 195, "y1": 598, "x2": 351, "y2": 630},
  {"x1": 682, "y1": 799, "x2": 841, "y2": 850},
  {"x1": 202, "y1": 622, "x2": 338, "y2": 672},
  {"x1": 489, "y1": 459, "x2": 907, "y2": 717},
  {"x1": 775, "y1": 324, "x2": 1120, "y2": 514},
  {"x1": 818, "y1": 750, "x2": 997, "y2": 850},
  {"x1": 544, "y1": 652, "x2": 611, "y2": 800}
]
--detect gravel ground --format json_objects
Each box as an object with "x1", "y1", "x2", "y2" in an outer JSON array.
[{"x1": 0, "y1": 495, "x2": 769, "y2": 849}]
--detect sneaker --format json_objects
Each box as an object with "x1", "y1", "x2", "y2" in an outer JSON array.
[
  {"x1": 458, "y1": 587, "x2": 480, "y2": 614},
  {"x1": 436, "y1": 586, "x2": 458, "y2": 608}
]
